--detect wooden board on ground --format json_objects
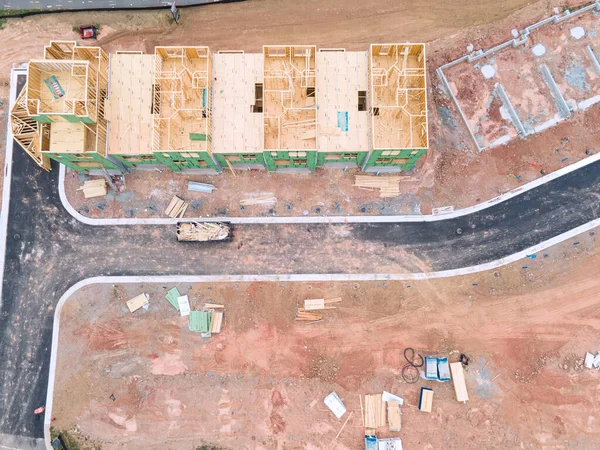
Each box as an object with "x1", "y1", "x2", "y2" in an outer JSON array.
[
  {"x1": 79, "y1": 178, "x2": 107, "y2": 198},
  {"x1": 240, "y1": 195, "x2": 276, "y2": 206},
  {"x1": 354, "y1": 175, "x2": 400, "y2": 198},
  {"x1": 304, "y1": 298, "x2": 325, "y2": 310},
  {"x1": 165, "y1": 195, "x2": 188, "y2": 218},
  {"x1": 419, "y1": 387, "x2": 433, "y2": 413},
  {"x1": 387, "y1": 400, "x2": 401, "y2": 431},
  {"x1": 295, "y1": 310, "x2": 323, "y2": 321},
  {"x1": 205, "y1": 303, "x2": 225, "y2": 309},
  {"x1": 210, "y1": 311, "x2": 223, "y2": 333},
  {"x1": 126, "y1": 293, "x2": 149, "y2": 313},
  {"x1": 363, "y1": 393, "x2": 386, "y2": 429},
  {"x1": 450, "y1": 362, "x2": 469, "y2": 402}
]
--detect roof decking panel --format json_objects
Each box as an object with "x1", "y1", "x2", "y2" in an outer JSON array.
[
  {"x1": 316, "y1": 51, "x2": 369, "y2": 153},
  {"x1": 212, "y1": 53, "x2": 264, "y2": 155},
  {"x1": 106, "y1": 54, "x2": 155, "y2": 156}
]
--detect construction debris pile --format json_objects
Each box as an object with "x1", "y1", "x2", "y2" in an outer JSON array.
[
  {"x1": 166, "y1": 287, "x2": 225, "y2": 338},
  {"x1": 125, "y1": 288, "x2": 225, "y2": 339},
  {"x1": 78, "y1": 178, "x2": 107, "y2": 199},
  {"x1": 324, "y1": 390, "x2": 403, "y2": 449},
  {"x1": 295, "y1": 297, "x2": 342, "y2": 323},
  {"x1": 176, "y1": 221, "x2": 231, "y2": 242},
  {"x1": 320, "y1": 349, "x2": 471, "y2": 449},
  {"x1": 354, "y1": 175, "x2": 400, "y2": 198}
]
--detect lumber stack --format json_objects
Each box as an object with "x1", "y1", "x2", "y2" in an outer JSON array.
[
  {"x1": 295, "y1": 310, "x2": 323, "y2": 322},
  {"x1": 354, "y1": 175, "x2": 400, "y2": 198},
  {"x1": 296, "y1": 297, "x2": 342, "y2": 323},
  {"x1": 240, "y1": 195, "x2": 277, "y2": 206},
  {"x1": 210, "y1": 311, "x2": 223, "y2": 333},
  {"x1": 303, "y1": 297, "x2": 342, "y2": 311},
  {"x1": 363, "y1": 393, "x2": 386, "y2": 429},
  {"x1": 78, "y1": 178, "x2": 107, "y2": 199},
  {"x1": 165, "y1": 195, "x2": 188, "y2": 218}
]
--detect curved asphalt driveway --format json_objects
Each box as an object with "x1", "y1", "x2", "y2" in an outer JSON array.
[{"x1": 1, "y1": 76, "x2": 600, "y2": 440}]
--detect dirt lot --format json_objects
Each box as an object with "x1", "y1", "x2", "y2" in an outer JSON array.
[
  {"x1": 1, "y1": 0, "x2": 599, "y2": 219},
  {"x1": 65, "y1": 167, "x2": 432, "y2": 218},
  {"x1": 51, "y1": 226, "x2": 600, "y2": 449}
]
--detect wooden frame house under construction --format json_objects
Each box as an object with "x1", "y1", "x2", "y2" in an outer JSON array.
[
  {"x1": 364, "y1": 44, "x2": 428, "y2": 172},
  {"x1": 11, "y1": 41, "x2": 429, "y2": 175},
  {"x1": 150, "y1": 46, "x2": 218, "y2": 172},
  {"x1": 262, "y1": 45, "x2": 317, "y2": 172},
  {"x1": 11, "y1": 41, "x2": 119, "y2": 172}
]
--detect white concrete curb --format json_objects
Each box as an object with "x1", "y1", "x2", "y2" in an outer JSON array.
[
  {"x1": 58, "y1": 151, "x2": 600, "y2": 225},
  {"x1": 43, "y1": 213, "x2": 600, "y2": 448}
]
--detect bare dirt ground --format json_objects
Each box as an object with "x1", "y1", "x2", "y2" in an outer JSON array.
[
  {"x1": 52, "y1": 227, "x2": 600, "y2": 450},
  {"x1": 64, "y1": 168, "x2": 429, "y2": 218},
  {"x1": 1, "y1": 0, "x2": 597, "y2": 218},
  {"x1": 51, "y1": 226, "x2": 600, "y2": 450}
]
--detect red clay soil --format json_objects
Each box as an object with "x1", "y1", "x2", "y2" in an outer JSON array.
[
  {"x1": 0, "y1": 0, "x2": 596, "y2": 219},
  {"x1": 60, "y1": 0, "x2": 600, "y2": 219},
  {"x1": 51, "y1": 227, "x2": 600, "y2": 449}
]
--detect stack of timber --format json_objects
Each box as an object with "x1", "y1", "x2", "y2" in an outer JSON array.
[
  {"x1": 354, "y1": 175, "x2": 400, "y2": 198},
  {"x1": 296, "y1": 297, "x2": 342, "y2": 323},
  {"x1": 363, "y1": 393, "x2": 387, "y2": 430},
  {"x1": 295, "y1": 310, "x2": 323, "y2": 322},
  {"x1": 78, "y1": 178, "x2": 107, "y2": 199},
  {"x1": 189, "y1": 304, "x2": 225, "y2": 336},
  {"x1": 240, "y1": 195, "x2": 277, "y2": 206},
  {"x1": 387, "y1": 401, "x2": 401, "y2": 432},
  {"x1": 210, "y1": 310, "x2": 224, "y2": 333},
  {"x1": 303, "y1": 297, "x2": 342, "y2": 311},
  {"x1": 165, "y1": 195, "x2": 189, "y2": 218}
]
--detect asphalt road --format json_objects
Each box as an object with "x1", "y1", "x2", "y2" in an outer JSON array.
[
  {"x1": 2, "y1": 0, "x2": 236, "y2": 12},
  {"x1": 1, "y1": 74, "x2": 600, "y2": 441}
]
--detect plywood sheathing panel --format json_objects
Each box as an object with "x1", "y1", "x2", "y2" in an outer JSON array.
[
  {"x1": 106, "y1": 54, "x2": 155, "y2": 156},
  {"x1": 49, "y1": 122, "x2": 86, "y2": 153},
  {"x1": 316, "y1": 50, "x2": 369, "y2": 153},
  {"x1": 212, "y1": 53, "x2": 264, "y2": 155}
]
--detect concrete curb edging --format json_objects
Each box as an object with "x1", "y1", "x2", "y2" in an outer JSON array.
[
  {"x1": 43, "y1": 213, "x2": 600, "y2": 448},
  {"x1": 58, "y1": 150, "x2": 600, "y2": 225}
]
